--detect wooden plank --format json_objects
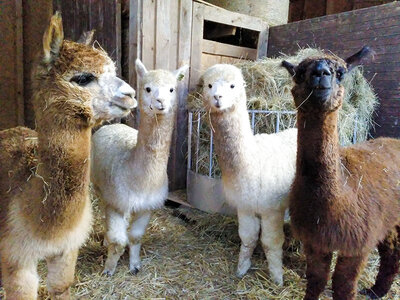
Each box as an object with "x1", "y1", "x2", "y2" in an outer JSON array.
[
  {"x1": 23, "y1": 0, "x2": 53, "y2": 129},
  {"x1": 201, "y1": 53, "x2": 222, "y2": 72},
  {"x1": 168, "y1": 0, "x2": 193, "y2": 190},
  {"x1": 304, "y1": 0, "x2": 326, "y2": 19},
  {"x1": 326, "y1": 0, "x2": 353, "y2": 15},
  {"x1": 202, "y1": 40, "x2": 257, "y2": 60},
  {"x1": 15, "y1": 0, "x2": 24, "y2": 126},
  {"x1": 141, "y1": 0, "x2": 156, "y2": 69},
  {"x1": 257, "y1": 28, "x2": 268, "y2": 59},
  {"x1": 155, "y1": 0, "x2": 171, "y2": 69},
  {"x1": 129, "y1": 0, "x2": 141, "y2": 89},
  {"x1": 168, "y1": 0, "x2": 179, "y2": 70},
  {"x1": 201, "y1": 3, "x2": 267, "y2": 32},
  {"x1": 189, "y1": 2, "x2": 205, "y2": 90},
  {"x1": 0, "y1": 0, "x2": 18, "y2": 129}
]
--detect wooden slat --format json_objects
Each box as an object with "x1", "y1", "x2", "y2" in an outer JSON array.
[
  {"x1": 189, "y1": 2, "x2": 204, "y2": 90},
  {"x1": 155, "y1": 0, "x2": 171, "y2": 69},
  {"x1": 202, "y1": 40, "x2": 257, "y2": 60},
  {"x1": 15, "y1": 0, "x2": 24, "y2": 126},
  {"x1": 201, "y1": 4, "x2": 267, "y2": 32},
  {"x1": 257, "y1": 28, "x2": 268, "y2": 59},
  {"x1": 168, "y1": 0, "x2": 193, "y2": 190},
  {"x1": 129, "y1": 0, "x2": 141, "y2": 90},
  {"x1": 141, "y1": 0, "x2": 156, "y2": 69}
]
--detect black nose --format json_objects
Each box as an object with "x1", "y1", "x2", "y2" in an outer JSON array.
[{"x1": 310, "y1": 61, "x2": 332, "y2": 89}]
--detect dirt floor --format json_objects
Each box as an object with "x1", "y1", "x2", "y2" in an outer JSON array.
[{"x1": 0, "y1": 198, "x2": 399, "y2": 299}]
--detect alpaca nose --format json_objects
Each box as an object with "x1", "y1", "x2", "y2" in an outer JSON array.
[
  {"x1": 156, "y1": 99, "x2": 165, "y2": 110},
  {"x1": 310, "y1": 61, "x2": 332, "y2": 89},
  {"x1": 214, "y1": 94, "x2": 222, "y2": 101}
]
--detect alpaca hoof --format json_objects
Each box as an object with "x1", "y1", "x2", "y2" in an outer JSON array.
[
  {"x1": 102, "y1": 269, "x2": 115, "y2": 277},
  {"x1": 272, "y1": 275, "x2": 283, "y2": 286},
  {"x1": 236, "y1": 263, "x2": 251, "y2": 278},
  {"x1": 129, "y1": 267, "x2": 140, "y2": 275},
  {"x1": 359, "y1": 288, "x2": 382, "y2": 299}
]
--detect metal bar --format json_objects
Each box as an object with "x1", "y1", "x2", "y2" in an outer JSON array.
[
  {"x1": 251, "y1": 112, "x2": 255, "y2": 134},
  {"x1": 190, "y1": 109, "x2": 296, "y2": 115},
  {"x1": 187, "y1": 112, "x2": 193, "y2": 171},
  {"x1": 209, "y1": 129, "x2": 214, "y2": 177},
  {"x1": 195, "y1": 112, "x2": 201, "y2": 173},
  {"x1": 276, "y1": 112, "x2": 280, "y2": 133}
]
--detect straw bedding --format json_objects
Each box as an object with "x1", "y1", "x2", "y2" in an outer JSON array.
[
  {"x1": 1, "y1": 191, "x2": 398, "y2": 299},
  {"x1": 188, "y1": 48, "x2": 378, "y2": 177}
]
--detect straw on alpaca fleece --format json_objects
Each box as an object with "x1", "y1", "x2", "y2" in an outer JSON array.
[{"x1": 187, "y1": 48, "x2": 378, "y2": 177}]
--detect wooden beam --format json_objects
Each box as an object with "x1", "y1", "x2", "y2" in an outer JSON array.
[
  {"x1": 202, "y1": 39, "x2": 257, "y2": 59},
  {"x1": 15, "y1": 0, "x2": 24, "y2": 126}
]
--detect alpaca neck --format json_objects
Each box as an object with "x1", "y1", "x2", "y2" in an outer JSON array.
[
  {"x1": 130, "y1": 110, "x2": 175, "y2": 175},
  {"x1": 296, "y1": 109, "x2": 343, "y2": 198},
  {"x1": 33, "y1": 118, "x2": 91, "y2": 230},
  {"x1": 211, "y1": 105, "x2": 253, "y2": 176}
]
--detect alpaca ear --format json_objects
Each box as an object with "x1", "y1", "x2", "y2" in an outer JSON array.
[
  {"x1": 43, "y1": 11, "x2": 64, "y2": 64},
  {"x1": 282, "y1": 60, "x2": 296, "y2": 76},
  {"x1": 173, "y1": 65, "x2": 189, "y2": 81},
  {"x1": 135, "y1": 59, "x2": 148, "y2": 79},
  {"x1": 77, "y1": 30, "x2": 95, "y2": 45},
  {"x1": 345, "y1": 46, "x2": 375, "y2": 71}
]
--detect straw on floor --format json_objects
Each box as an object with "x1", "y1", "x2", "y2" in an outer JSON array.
[{"x1": 1, "y1": 191, "x2": 398, "y2": 299}]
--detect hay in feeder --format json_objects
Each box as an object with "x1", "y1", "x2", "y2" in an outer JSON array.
[
  {"x1": 1, "y1": 190, "x2": 397, "y2": 299},
  {"x1": 187, "y1": 48, "x2": 378, "y2": 177}
]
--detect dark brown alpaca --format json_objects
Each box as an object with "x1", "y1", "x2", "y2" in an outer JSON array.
[{"x1": 282, "y1": 47, "x2": 400, "y2": 300}]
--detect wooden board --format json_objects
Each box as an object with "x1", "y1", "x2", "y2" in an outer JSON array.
[
  {"x1": 269, "y1": 1, "x2": 400, "y2": 138},
  {"x1": 0, "y1": 0, "x2": 23, "y2": 129}
]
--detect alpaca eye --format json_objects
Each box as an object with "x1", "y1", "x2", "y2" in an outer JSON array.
[
  {"x1": 208, "y1": 84, "x2": 212, "y2": 89},
  {"x1": 146, "y1": 87, "x2": 151, "y2": 93},
  {"x1": 230, "y1": 84, "x2": 235, "y2": 89},
  {"x1": 170, "y1": 88, "x2": 174, "y2": 93},
  {"x1": 70, "y1": 73, "x2": 96, "y2": 86}
]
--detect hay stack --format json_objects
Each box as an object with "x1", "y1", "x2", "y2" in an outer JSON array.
[{"x1": 188, "y1": 48, "x2": 378, "y2": 177}]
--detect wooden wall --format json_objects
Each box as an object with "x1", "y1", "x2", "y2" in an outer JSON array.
[
  {"x1": 0, "y1": 0, "x2": 24, "y2": 130},
  {"x1": 53, "y1": 0, "x2": 121, "y2": 73},
  {"x1": 0, "y1": 0, "x2": 52, "y2": 130},
  {"x1": 289, "y1": 0, "x2": 394, "y2": 22},
  {"x1": 129, "y1": 0, "x2": 194, "y2": 190},
  {"x1": 270, "y1": 2, "x2": 400, "y2": 138}
]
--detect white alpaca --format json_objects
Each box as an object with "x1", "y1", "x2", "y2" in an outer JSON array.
[
  {"x1": 200, "y1": 64, "x2": 297, "y2": 285},
  {"x1": 91, "y1": 59, "x2": 188, "y2": 275}
]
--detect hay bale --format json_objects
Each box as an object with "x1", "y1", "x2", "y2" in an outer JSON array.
[{"x1": 188, "y1": 48, "x2": 379, "y2": 177}]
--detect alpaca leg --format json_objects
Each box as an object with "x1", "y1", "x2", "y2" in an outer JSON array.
[
  {"x1": 360, "y1": 227, "x2": 400, "y2": 299},
  {"x1": 128, "y1": 211, "x2": 151, "y2": 274},
  {"x1": 236, "y1": 210, "x2": 260, "y2": 278},
  {"x1": 103, "y1": 207, "x2": 128, "y2": 276},
  {"x1": 1, "y1": 256, "x2": 38, "y2": 300},
  {"x1": 260, "y1": 209, "x2": 285, "y2": 285},
  {"x1": 46, "y1": 248, "x2": 78, "y2": 300},
  {"x1": 303, "y1": 246, "x2": 332, "y2": 300},
  {"x1": 332, "y1": 254, "x2": 366, "y2": 300}
]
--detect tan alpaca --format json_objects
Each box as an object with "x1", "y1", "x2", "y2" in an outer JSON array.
[
  {"x1": 0, "y1": 13, "x2": 136, "y2": 299},
  {"x1": 91, "y1": 59, "x2": 188, "y2": 276}
]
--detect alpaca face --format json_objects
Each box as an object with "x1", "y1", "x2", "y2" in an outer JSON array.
[
  {"x1": 201, "y1": 64, "x2": 246, "y2": 113},
  {"x1": 34, "y1": 13, "x2": 137, "y2": 125},
  {"x1": 135, "y1": 59, "x2": 189, "y2": 115},
  {"x1": 59, "y1": 44, "x2": 137, "y2": 122},
  {"x1": 282, "y1": 46, "x2": 373, "y2": 113}
]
